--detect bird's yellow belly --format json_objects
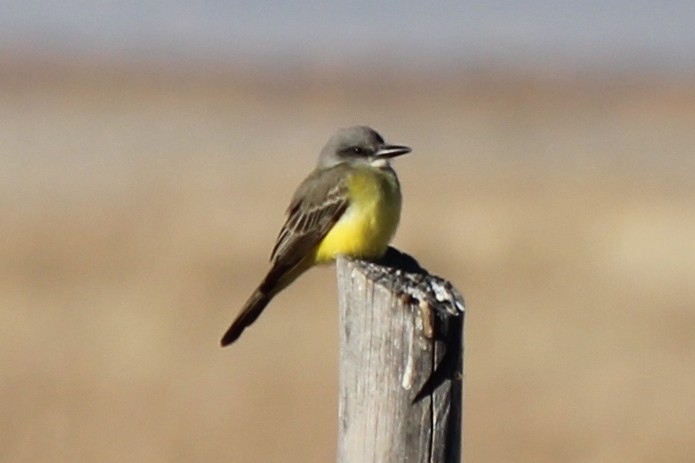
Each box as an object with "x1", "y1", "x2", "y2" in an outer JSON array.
[{"x1": 314, "y1": 168, "x2": 401, "y2": 263}]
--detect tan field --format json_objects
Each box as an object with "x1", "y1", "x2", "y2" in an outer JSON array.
[{"x1": 1, "y1": 61, "x2": 694, "y2": 462}]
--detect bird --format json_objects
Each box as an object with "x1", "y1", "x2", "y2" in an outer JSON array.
[{"x1": 221, "y1": 125, "x2": 411, "y2": 346}]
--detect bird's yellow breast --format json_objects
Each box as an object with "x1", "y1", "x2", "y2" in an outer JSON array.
[{"x1": 314, "y1": 166, "x2": 401, "y2": 263}]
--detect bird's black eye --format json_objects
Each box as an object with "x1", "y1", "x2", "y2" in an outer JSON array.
[{"x1": 340, "y1": 146, "x2": 367, "y2": 157}]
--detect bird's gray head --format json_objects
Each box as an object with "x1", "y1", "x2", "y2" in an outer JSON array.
[{"x1": 317, "y1": 126, "x2": 411, "y2": 169}]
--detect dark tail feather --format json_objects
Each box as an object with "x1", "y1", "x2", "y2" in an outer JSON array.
[{"x1": 220, "y1": 289, "x2": 271, "y2": 347}]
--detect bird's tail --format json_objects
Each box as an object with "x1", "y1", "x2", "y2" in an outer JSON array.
[
  {"x1": 220, "y1": 287, "x2": 272, "y2": 346},
  {"x1": 220, "y1": 260, "x2": 311, "y2": 347}
]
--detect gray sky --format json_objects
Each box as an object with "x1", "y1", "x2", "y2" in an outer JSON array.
[{"x1": 2, "y1": 1, "x2": 695, "y2": 74}]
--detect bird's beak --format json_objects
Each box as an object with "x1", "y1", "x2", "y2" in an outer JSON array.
[{"x1": 375, "y1": 144, "x2": 411, "y2": 158}]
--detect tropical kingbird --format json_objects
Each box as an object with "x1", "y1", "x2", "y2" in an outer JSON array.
[{"x1": 221, "y1": 126, "x2": 411, "y2": 346}]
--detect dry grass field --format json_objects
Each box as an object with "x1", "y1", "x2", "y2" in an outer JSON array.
[{"x1": 1, "y1": 61, "x2": 694, "y2": 462}]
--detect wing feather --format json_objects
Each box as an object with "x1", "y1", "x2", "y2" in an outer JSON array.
[{"x1": 268, "y1": 165, "x2": 350, "y2": 273}]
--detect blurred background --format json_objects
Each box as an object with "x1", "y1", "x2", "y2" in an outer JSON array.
[{"x1": 1, "y1": 1, "x2": 694, "y2": 462}]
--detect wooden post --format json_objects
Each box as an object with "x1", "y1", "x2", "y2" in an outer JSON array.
[{"x1": 336, "y1": 248, "x2": 465, "y2": 463}]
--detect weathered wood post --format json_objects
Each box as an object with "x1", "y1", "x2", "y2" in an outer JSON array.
[{"x1": 336, "y1": 247, "x2": 465, "y2": 463}]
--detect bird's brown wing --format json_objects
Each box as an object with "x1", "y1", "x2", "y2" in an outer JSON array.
[
  {"x1": 264, "y1": 165, "x2": 350, "y2": 288},
  {"x1": 220, "y1": 166, "x2": 350, "y2": 347}
]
